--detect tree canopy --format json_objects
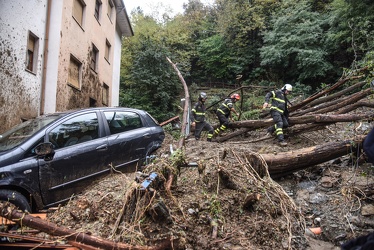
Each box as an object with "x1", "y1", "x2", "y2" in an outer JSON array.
[{"x1": 120, "y1": 0, "x2": 374, "y2": 121}]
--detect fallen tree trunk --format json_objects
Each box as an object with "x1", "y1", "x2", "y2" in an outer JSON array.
[
  {"x1": 289, "y1": 71, "x2": 366, "y2": 112},
  {"x1": 336, "y1": 100, "x2": 374, "y2": 114},
  {"x1": 0, "y1": 203, "x2": 170, "y2": 250},
  {"x1": 296, "y1": 88, "x2": 372, "y2": 116},
  {"x1": 230, "y1": 113, "x2": 372, "y2": 129},
  {"x1": 291, "y1": 87, "x2": 371, "y2": 117},
  {"x1": 260, "y1": 138, "x2": 364, "y2": 178},
  {"x1": 304, "y1": 81, "x2": 367, "y2": 109}
]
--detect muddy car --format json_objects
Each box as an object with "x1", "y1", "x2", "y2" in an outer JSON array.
[{"x1": 0, "y1": 107, "x2": 165, "y2": 212}]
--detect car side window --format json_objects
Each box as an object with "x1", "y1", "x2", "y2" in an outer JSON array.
[
  {"x1": 48, "y1": 113, "x2": 99, "y2": 149},
  {"x1": 104, "y1": 111, "x2": 143, "y2": 135}
]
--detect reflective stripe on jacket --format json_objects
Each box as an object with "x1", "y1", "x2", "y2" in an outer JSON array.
[
  {"x1": 191, "y1": 101, "x2": 206, "y2": 122},
  {"x1": 217, "y1": 99, "x2": 233, "y2": 116},
  {"x1": 264, "y1": 90, "x2": 286, "y2": 114}
]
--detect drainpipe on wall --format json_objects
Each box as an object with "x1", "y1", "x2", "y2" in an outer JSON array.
[{"x1": 40, "y1": 0, "x2": 52, "y2": 115}]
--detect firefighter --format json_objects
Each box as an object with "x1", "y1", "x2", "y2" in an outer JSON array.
[
  {"x1": 214, "y1": 93, "x2": 240, "y2": 136},
  {"x1": 262, "y1": 84, "x2": 292, "y2": 146},
  {"x1": 191, "y1": 92, "x2": 214, "y2": 142}
]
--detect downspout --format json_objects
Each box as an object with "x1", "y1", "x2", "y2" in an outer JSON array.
[{"x1": 40, "y1": 0, "x2": 52, "y2": 115}]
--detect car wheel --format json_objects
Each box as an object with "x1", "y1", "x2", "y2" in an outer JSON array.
[{"x1": 0, "y1": 190, "x2": 32, "y2": 212}]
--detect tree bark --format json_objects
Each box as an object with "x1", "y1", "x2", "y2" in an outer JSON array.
[
  {"x1": 291, "y1": 87, "x2": 371, "y2": 116},
  {"x1": 289, "y1": 72, "x2": 365, "y2": 112},
  {"x1": 230, "y1": 113, "x2": 372, "y2": 129},
  {"x1": 166, "y1": 57, "x2": 190, "y2": 149},
  {"x1": 336, "y1": 100, "x2": 374, "y2": 114},
  {"x1": 292, "y1": 88, "x2": 372, "y2": 116},
  {"x1": 260, "y1": 138, "x2": 364, "y2": 178},
  {"x1": 0, "y1": 203, "x2": 170, "y2": 250},
  {"x1": 304, "y1": 81, "x2": 367, "y2": 108}
]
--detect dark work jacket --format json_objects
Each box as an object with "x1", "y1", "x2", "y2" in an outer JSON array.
[
  {"x1": 264, "y1": 90, "x2": 286, "y2": 114},
  {"x1": 191, "y1": 101, "x2": 206, "y2": 123},
  {"x1": 217, "y1": 98, "x2": 234, "y2": 117}
]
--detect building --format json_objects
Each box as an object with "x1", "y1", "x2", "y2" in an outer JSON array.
[{"x1": 0, "y1": 0, "x2": 133, "y2": 133}]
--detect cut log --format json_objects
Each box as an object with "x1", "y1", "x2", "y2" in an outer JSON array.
[
  {"x1": 289, "y1": 72, "x2": 365, "y2": 112},
  {"x1": 0, "y1": 202, "x2": 171, "y2": 250},
  {"x1": 336, "y1": 100, "x2": 374, "y2": 114},
  {"x1": 260, "y1": 138, "x2": 364, "y2": 178},
  {"x1": 304, "y1": 81, "x2": 367, "y2": 108},
  {"x1": 301, "y1": 88, "x2": 372, "y2": 116},
  {"x1": 230, "y1": 113, "x2": 372, "y2": 129},
  {"x1": 291, "y1": 87, "x2": 372, "y2": 117}
]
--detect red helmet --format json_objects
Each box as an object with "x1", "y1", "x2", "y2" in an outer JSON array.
[{"x1": 231, "y1": 93, "x2": 240, "y2": 100}]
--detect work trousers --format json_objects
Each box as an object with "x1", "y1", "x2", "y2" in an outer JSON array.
[
  {"x1": 268, "y1": 110, "x2": 289, "y2": 142},
  {"x1": 214, "y1": 112, "x2": 230, "y2": 134},
  {"x1": 195, "y1": 121, "x2": 214, "y2": 141}
]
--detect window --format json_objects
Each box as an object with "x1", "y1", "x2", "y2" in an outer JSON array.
[
  {"x1": 48, "y1": 113, "x2": 99, "y2": 149},
  {"x1": 104, "y1": 111, "x2": 143, "y2": 135},
  {"x1": 105, "y1": 39, "x2": 111, "y2": 62},
  {"x1": 102, "y1": 83, "x2": 109, "y2": 106},
  {"x1": 89, "y1": 98, "x2": 97, "y2": 107},
  {"x1": 90, "y1": 44, "x2": 99, "y2": 71},
  {"x1": 107, "y1": 0, "x2": 114, "y2": 21},
  {"x1": 72, "y1": 0, "x2": 85, "y2": 27},
  {"x1": 94, "y1": 0, "x2": 102, "y2": 21},
  {"x1": 68, "y1": 55, "x2": 81, "y2": 89},
  {"x1": 26, "y1": 32, "x2": 39, "y2": 73}
]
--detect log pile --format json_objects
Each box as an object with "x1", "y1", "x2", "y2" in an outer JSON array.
[{"x1": 212, "y1": 68, "x2": 373, "y2": 177}]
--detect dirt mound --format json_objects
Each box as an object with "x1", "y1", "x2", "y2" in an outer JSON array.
[{"x1": 48, "y1": 124, "x2": 374, "y2": 249}]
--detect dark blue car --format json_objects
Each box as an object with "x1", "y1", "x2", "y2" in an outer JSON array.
[{"x1": 0, "y1": 107, "x2": 165, "y2": 212}]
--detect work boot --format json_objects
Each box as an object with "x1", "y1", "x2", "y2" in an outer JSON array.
[{"x1": 279, "y1": 141, "x2": 288, "y2": 147}]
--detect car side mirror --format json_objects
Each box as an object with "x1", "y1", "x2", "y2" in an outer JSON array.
[{"x1": 34, "y1": 142, "x2": 55, "y2": 160}]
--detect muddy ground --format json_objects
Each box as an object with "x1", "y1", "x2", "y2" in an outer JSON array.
[{"x1": 48, "y1": 122, "x2": 374, "y2": 250}]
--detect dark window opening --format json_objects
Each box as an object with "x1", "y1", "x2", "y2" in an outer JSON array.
[{"x1": 90, "y1": 98, "x2": 97, "y2": 107}]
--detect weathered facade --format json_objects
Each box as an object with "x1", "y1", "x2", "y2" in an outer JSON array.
[{"x1": 0, "y1": 0, "x2": 133, "y2": 133}]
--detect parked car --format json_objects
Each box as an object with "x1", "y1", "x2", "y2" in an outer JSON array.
[{"x1": 0, "y1": 107, "x2": 165, "y2": 212}]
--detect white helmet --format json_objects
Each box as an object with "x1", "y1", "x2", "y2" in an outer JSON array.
[{"x1": 283, "y1": 84, "x2": 292, "y2": 92}]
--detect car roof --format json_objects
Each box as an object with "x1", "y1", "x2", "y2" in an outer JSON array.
[{"x1": 44, "y1": 107, "x2": 145, "y2": 117}]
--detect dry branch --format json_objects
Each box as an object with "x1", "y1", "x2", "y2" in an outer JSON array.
[{"x1": 0, "y1": 202, "x2": 170, "y2": 250}]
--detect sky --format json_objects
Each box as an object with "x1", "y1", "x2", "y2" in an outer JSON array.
[{"x1": 124, "y1": 0, "x2": 214, "y2": 17}]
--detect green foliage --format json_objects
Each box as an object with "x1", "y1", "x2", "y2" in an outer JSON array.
[
  {"x1": 120, "y1": 0, "x2": 374, "y2": 120},
  {"x1": 327, "y1": 0, "x2": 374, "y2": 70},
  {"x1": 260, "y1": 0, "x2": 333, "y2": 87},
  {"x1": 120, "y1": 14, "x2": 182, "y2": 122},
  {"x1": 163, "y1": 123, "x2": 181, "y2": 140}
]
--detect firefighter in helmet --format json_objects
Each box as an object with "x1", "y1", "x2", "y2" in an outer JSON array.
[
  {"x1": 214, "y1": 93, "x2": 240, "y2": 136},
  {"x1": 191, "y1": 92, "x2": 214, "y2": 141},
  {"x1": 262, "y1": 84, "x2": 292, "y2": 146}
]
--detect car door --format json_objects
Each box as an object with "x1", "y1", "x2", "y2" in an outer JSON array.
[
  {"x1": 38, "y1": 111, "x2": 109, "y2": 207},
  {"x1": 103, "y1": 110, "x2": 151, "y2": 171}
]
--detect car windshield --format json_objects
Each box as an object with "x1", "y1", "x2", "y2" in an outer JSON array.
[{"x1": 0, "y1": 115, "x2": 61, "y2": 152}]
